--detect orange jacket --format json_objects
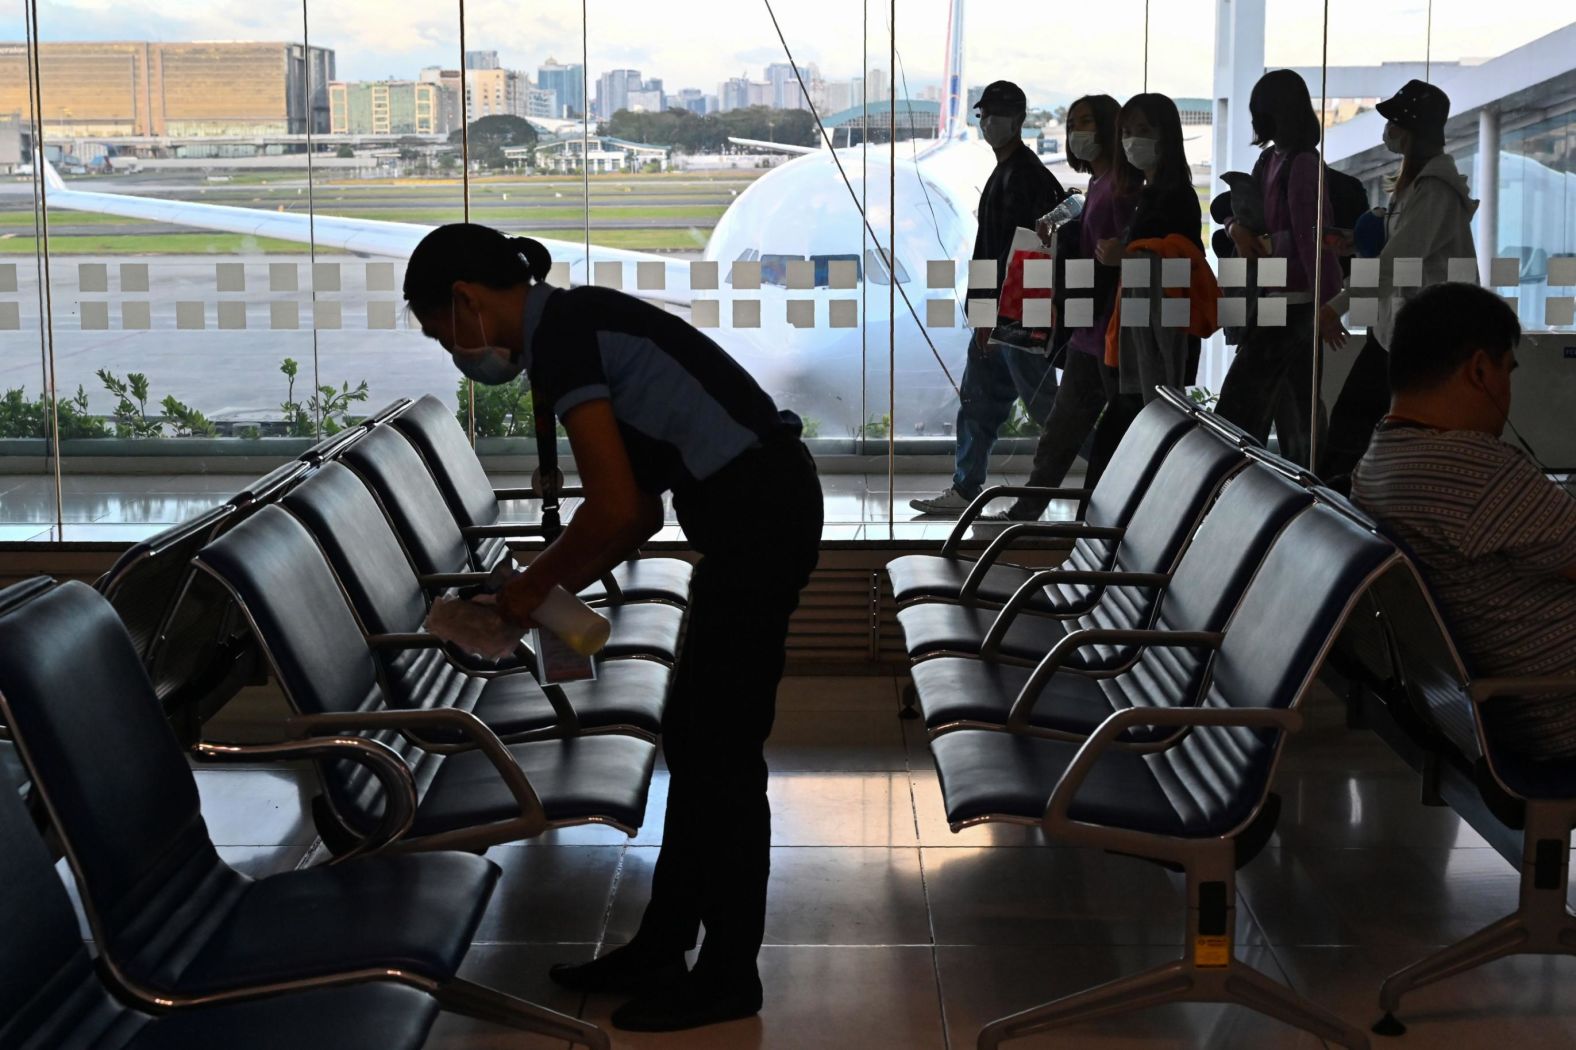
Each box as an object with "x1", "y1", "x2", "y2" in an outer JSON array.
[{"x1": 1104, "y1": 234, "x2": 1222, "y2": 367}]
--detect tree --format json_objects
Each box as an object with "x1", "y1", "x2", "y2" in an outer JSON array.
[
  {"x1": 603, "y1": 105, "x2": 817, "y2": 155},
  {"x1": 335, "y1": 144, "x2": 355, "y2": 159},
  {"x1": 451, "y1": 115, "x2": 538, "y2": 170}
]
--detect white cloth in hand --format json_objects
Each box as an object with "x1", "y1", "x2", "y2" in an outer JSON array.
[{"x1": 424, "y1": 593, "x2": 523, "y2": 662}]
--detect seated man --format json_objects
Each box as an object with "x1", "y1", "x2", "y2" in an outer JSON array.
[{"x1": 1352, "y1": 282, "x2": 1576, "y2": 761}]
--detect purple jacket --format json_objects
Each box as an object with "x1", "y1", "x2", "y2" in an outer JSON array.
[{"x1": 1258, "y1": 149, "x2": 1342, "y2": 305}]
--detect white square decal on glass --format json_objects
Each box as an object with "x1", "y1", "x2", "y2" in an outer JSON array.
[
  {"x1": 689, "y1": 261, "x2": 719, "y2": 290},
  {"x1": 121, "y1": 301, "x2": 151, "y2": 330},
  {"x1": 1549, "y1": 257, "x2": 1576, "y2": 287},
  {"x1": 1064, "y1": 258, "x2": 1095, "y2": 289},
  {"x1": 926, "y1": 259, "x2": 955, "y2": 289},
  {"x1": 1021, "y1": 299, "x2": 1054, "y2": 327},
  {"x1": 270, "y1": 301, "x2": 299, "y2": 330},
  {"x1": 1161, "y1": 258, "x2": 1191, "y2": 289},
  {"x1": 0, "y1": 263, "x2": 16, "y2": 293},
  {"x1": 547, "y1": 262, "x2": 572, "y2": 287},
  {"x1": 365, "y1": 262, "x2": 395, "y2": 292},
  {"x1": 1022, "y1": 259, "x2": 1054, "y2": 289},
  {"x1": 1120, "y1": 299, "x2": 1150, "y2": 326},
  {"x1": 966, "y1": 298, "x2": 997, "y2": 328},
  {"x1": 176, "y1": 302, "x2": 205, "y2": 330},
  {"x1": 367, "y1": 302, "x2": 397, "y2": 330},
  {"x1": 1121, "y1": 258, "x2": 1151, "y2": 287},
  {"x1": 1217, "y1": 297, "x2": 1247, "y2": 327},
  {"x1": 269, "y1": 263, "x2": 298, "y2": 292},
  {"x1": 314, "y1": 300, "x2": 343, "y2": 330},
  {"x1": 216, "y1": 263, "x2": 246, "y2": 292},
  {"x1": 732, "y1": 299, "x2": 761, "y2": 328},
  {"x1": 218, "y1": 302, "x2": 248, "y2": 330},
  {"x1": 786, "y1": 299, "x2": 814, "y2": 328},
  {"x1": 692, "y1": 300, "x2": 721, "y2": 328},
  {"x1": 1448, "y1": 257, "x2": 1479, "y2": 284},
  {"x1": 829, "y1": 260, "x2": 857, "y2": 289},
  {"x1": 786, "y1": 260, "x2": 813, "y2": 290},
  {"x1": 1500, "y1": 294, "x2": 1519, "y2": 316},
  {"x1": 120, "y1": 263, "x2": 150, "y2": 293},
  {"x1": 1350, "y1": 258, "x2": 1380, "y2": 288},
  {"x1": 731, "y1": 260, "x2": 761, "y2": 290},
  {"x1": 1545, "y1": 297, "x2": 1575, "y2": 327},
  {"x1": 312, "y1": 263, "x2": 341, "y2": 292},
  {"x1": 1258, "y1": 296, "x2": 1288, "y2": 327},
  {"x1": 79, "y1": 264, "x2": 108, "y2": 293},
  {"x1": 926, "y1": 298, "x2": 955, "y2": 328},
  {"x1": 829, "y1": 300, "x2": 858, "y2": 328},
  {"x1": 969, "y1": 259, "x2": 998, "y2": 290},
  {"x1": 593, "y1": 261, "x2": 622, "y2": 289},
  {"x1": 79, "y1": 301, "x2": 109, "y2": 330},
  {"x1": 1349, "y1": 298, "x2": 1379, "y2": 327},
  {"x1": 0, "y1": 302, "x2": 20, "y2": 330},
  {"x1": 1491, "y1": 256, "x2": 1521, "y2": 287},
  {"x1": 1161, "y1": 298, "x2": 1191, "y2": 328},
  {"x1": 1392, "y1": 257, "x2": 1423, "y2": 287},
  {"x1": 1217, "y1": 257, "x2": 1248, "y2": 287},
  {"x1": 1256, "y1": 257, "x2": 1287, "y2": 288},
  {"x1": 1064, "y1": 298, "x2": 1094, "y2": 328},
  {"x1": 637, "y1": 261, "x2": 665, "y2": 290}
]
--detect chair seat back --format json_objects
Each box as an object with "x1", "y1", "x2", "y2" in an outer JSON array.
[
  {"x1": 390, "y1": 394, "x2": 504, "y2": 534},
  {"x1": 340, "y1": 426, "x2": 479, "y2": 576}
]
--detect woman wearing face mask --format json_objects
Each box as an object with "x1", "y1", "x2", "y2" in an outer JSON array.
[
  {"x1": 1083, "y1": 92, "x2": 1206, "y2": 487},
  {"x1": 1214, "y1": 69, "x2": 1344, "y2": 468},
  {"x1": 1320, "y1": 80, "x2": 1476, "y2": 483},
  {"x1": 999, "y1": 94, "x2": 1141, "y2": 521},
  {"x1": 403, "y1": 224, "x2": 823, "y2": 1033}
]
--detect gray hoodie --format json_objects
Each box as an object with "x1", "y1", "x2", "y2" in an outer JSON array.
[{"x1": 1330, "y1": 153, "x2": 1479, "y2": 347}]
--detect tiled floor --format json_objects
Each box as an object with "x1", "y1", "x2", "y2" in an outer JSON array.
[{"x1": 146, "y1": 674, "x2": 1576, "y2": 1049}]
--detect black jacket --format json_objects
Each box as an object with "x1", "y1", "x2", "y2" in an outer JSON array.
[{"x1": 971, "y1": 144, "x2": 1065, "y2": 300}]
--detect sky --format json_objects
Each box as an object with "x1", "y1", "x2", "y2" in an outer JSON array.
[{"x1": 1, "y1": 0, "x2": 1570, "y2": 111}]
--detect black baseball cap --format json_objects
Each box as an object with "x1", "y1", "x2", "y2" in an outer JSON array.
[
  {"x1": 1376, "y1": 80, "x2": 1450, "y2": 145},
  {"x1": 974, "y1": 81, "x2": 1027, "y2": 116}
]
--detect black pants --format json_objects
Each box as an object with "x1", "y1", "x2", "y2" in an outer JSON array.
[
  {"x1": 1014, "y1": 350, "x2": 1107, "y2": 516},
  {"x1": 634, "y1": 437, "x2": 823, "y2": 982},
  {"x1": 1216, "y1": 302, "x2": 1318, "y2": 467},
  {"x1": 1088, "y1": 358, "x2": 1142, "y2": 494},
  {"x1": 1320, "y1": 331, "x2": 1390, "y2": 484}
]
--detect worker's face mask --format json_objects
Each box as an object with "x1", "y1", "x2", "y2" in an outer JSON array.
[
  {"x1": 1382, "y1": 122, "x2": 1408, "y2": 155},
  {"x1": 450, "y1": 300, "x2": 523, "y2": 385},
  {"x1": 979, "y1": 115, "x2": 1017, "y2": 149},
  {"x1": 1067, "y1": 130, "x2": 1101, "y2": 163},
  {"x1": 1122, "y1": 135, "x2": 1160, "y2": 171}
]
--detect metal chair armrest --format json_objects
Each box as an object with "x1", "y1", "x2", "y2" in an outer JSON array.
[
  {"x1": 463, "y1": 523, "x2": 549, "y2": 539},
  {"x1": 363, "y1": 635, "x2": 578, "y2": 736},
  {"x1": 493, "y1": 486, "x2": 586, "y2": 501},
  {"x1": 979, "y1": 569, "x2": 1173, "y2": 657},
  {"x1": 194, "y1": 736, "x2": 417, "y2": 859},
  {"x1": 366, "y1": 632, "x2": 445, "y2": 650},
  {"x1": 958, "y1": 523, "x2": 1126, "y2": 601},
  {"x1": 284, "y1": 709, "x2": 546, "y2": 830},
  {"x1": 419, "y1": 572, "x2": 490, "y2": 590},
  {"x1": 1008, "y1": 630, "x2": 1225, "y2": 729},
  {"x1": 941, "y1": 484, "x2": 1094, "y2": 554}
]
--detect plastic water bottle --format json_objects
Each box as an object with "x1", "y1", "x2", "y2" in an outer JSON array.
[{"x1": 530, "y1": 585, "x2": 611, "y2": 657}]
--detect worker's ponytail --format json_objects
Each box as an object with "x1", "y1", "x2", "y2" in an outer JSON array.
[{"x1": 403, "y1": 223, "x2": 552, "y2": 313}]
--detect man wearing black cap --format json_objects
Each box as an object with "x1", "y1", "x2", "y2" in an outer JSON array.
[
  {"x1": 1322, "y1": 78, "x2": 1477, "y2": 482},
  {"x1": 912, "y1": 79, "x2": 1065, "y2": 516}
]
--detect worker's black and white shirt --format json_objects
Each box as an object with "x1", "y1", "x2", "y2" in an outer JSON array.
[{"x1": 519, "y1": 282, "x2": 797, "y2": 496}]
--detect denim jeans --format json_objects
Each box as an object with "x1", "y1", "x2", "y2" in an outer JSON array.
[{"x1": 950, "y1": 341, "x2": 1059, "y2": 498}]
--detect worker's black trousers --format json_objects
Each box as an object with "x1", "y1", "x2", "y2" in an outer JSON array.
[{"x1": 633, "y1": 435, "x2": 823, "y2": 984}]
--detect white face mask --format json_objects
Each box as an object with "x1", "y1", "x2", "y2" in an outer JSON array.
[
  {"x1": 1122, "y1": 135, "x2": 1160, "y2": 171},
  {"x1": 1067, "y1": 130, "x2": 1101, "y2": 162},
  {"x1": 979, "y1": 115, "x2": 1018, "y2": 148},
  {"x1": 450, "y1": 300, "x2": 523, "y2": 385},
  {"x1": 1382, "y1": 123, "x2": 1407, "y2": 155}
]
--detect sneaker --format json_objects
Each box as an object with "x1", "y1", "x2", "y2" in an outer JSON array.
[
  {"x1": 548, "y1": 942, "x2": 688, "y2": 995},
  {"x1": 908, "y1": 486, "x2": 975, "y2": 516},
  {"x1": 611, "y1": 970, "x2": 764, "y2": 1032}
]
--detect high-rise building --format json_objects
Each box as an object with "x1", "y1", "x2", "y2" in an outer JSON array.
[
  {"x1": 464, "y1": 50, "x2": 499, "y2": 70},
  {"x1": 537, "y1": 58, "x2": 584, "y2": 118},
  {"x1": 676, "y1": 88, "x2": 714, "y2": 116},
  {"x1": 328, "y1": 80, "x2": 440, "y2": 135},
  {"x1": 418, "y1": 66, "x2": 463, "y2": 133},
  {"x1": 525, "y1": 86, "x2": 558, "y2": 119},
  {"x1": 596, "y1": 68, "x2": 643, "y2": 120},
  {"x1": 465, "y1": 67, "x2": 527, "y2": 121},
  {"x1": 0, "y1": 41, "x2": 336, "y2": 137},
  {"x1": 626, "y1": 87, "x2": 665, "y2": 113},
  {"x1": 764, "y1": 62, "x2": 809, "y2": 110},
  {"x1": 719, "y1": 77, "x2": 752, "y2": 113}
]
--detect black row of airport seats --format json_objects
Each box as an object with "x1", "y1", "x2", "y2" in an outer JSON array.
[{"x1": 0, "y1": 578, "x2": 612, "y2": 1049}]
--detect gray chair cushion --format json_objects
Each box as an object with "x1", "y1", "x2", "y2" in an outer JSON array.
[{"x1": 476, "y1": 658, "x2": 670, "y2": 737}]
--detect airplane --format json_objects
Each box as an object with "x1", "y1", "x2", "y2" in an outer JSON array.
[{"x1": 36, "y1": 0, "x2": 1087, "y2": 437}]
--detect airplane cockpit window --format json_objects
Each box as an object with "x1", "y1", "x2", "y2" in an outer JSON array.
[
  {"x1": 727, "y1": 249, "x2": 760, "y2": 286},
  {"x1": 864, "y1": 248, "x2": 912, "y2": 286},
  {"x1": 746, "y1": 253, "x2": 866, "y2": 287}
]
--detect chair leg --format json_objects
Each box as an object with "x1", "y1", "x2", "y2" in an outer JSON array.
[
  {"x1": 435, "y1": 977, "x2": 609, "y2": 1050},
  {"x1": 1220, "y1": 957, "x2": 1371, "y2": 1049},
  {"x1": 1376, "y1": 912, "x2": 1529, "y2": 1025},
  {"x1": 899, "y1": 680, "x2": 920, "y2": 720},
  {"x1": 976, "y1": 959, "x2": 1192, "y2": 1050}
]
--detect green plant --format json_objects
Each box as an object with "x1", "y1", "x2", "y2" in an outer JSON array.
[
  {"x1": 238, "y1": 425, "x2": 262, "y2": 441},
  {"x1": 1187, "y1": 386, "x2": 1219, "y2": 409},
  {"x1": 310, "y1": 379, "x2": 370, "y2": 435},
  {"x1": 0, "y1": 385, "x2": 109, "y2": 439},
  {"x1": 1000, "y1": 401, "x2": 1042, "y2": 438},
  {"x1": 799, "y1": 416, "x2": 821, "y2": 439},
  {"x1": 159, "y1": 395, "x2": 218, "y2": 438},
  {"x1": 460, "y1": 375, "x2": 534, "y2": 438},
  {"x1": 857, "y1": 413, "x2": 891, "y2": 440},
  {"x1": 279, "y1": 357, "x2": 314, "y2": 437},
  {"x1": 96, "y1": 369, "x2": 163, "y2": 438}
]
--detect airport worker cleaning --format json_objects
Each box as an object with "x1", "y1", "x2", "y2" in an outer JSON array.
[{"x1": 403, "y1": 223, "x2": 824, "y2": 1032}]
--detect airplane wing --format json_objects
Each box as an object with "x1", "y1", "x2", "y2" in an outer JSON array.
[
  {"x1": 727, "y1": 137, "x2": 818, "y2": 156},
  {"x1": 38, "y1": 159, "x2": 697, "y2": 307}
]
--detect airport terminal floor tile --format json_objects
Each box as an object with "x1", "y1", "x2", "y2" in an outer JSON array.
[{"x1": 68, "y1": 674, "x2": 1576, "y2": 1048}]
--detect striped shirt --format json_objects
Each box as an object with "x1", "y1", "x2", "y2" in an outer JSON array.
[
  {"x1": 1352, "y1": 425, "x2": 1576, "y2": 759},
  {"x1": 519, "y1": 283, "x2": 795, "y2": 496}
]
